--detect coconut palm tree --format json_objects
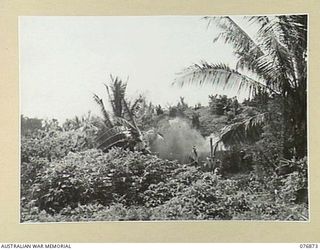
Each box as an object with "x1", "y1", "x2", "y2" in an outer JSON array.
[
  {"x1": 173, "y1": 15, "x2": 307, "y2": 159},
  {"x1": 93, "y1": 75, "x2": 147, "y2": 152}
]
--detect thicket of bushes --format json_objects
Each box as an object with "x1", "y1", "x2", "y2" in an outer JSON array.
[
  {"x1": 21, "y1": 126, "x2": 308, "y2": 222},
  {"x1": 21, "y1": 93, "x2": 308, "y2": 222}
]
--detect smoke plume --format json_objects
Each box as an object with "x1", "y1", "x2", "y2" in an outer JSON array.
[{"x1": 150, "y1": 118, "x2": 218, "y2": 163}]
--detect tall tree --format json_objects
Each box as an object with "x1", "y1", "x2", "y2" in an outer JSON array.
[
  {"x1": 173, "y1": 15, "x2": 307, "y2": 159},
  {"x1": 93, "y1": 75, "x2": 146, "y2": 152}
]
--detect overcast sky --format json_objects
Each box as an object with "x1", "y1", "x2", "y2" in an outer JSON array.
[{"x1": 20, "y1": 16, "x2": 245, "y2": 122}]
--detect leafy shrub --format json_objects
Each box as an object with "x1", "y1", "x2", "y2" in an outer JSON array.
[
  {"x1": 143, "y1": 165, "x2": 201, "y2": 208},
  {"x1": 21, "y1": 115, "x2": 43, "y2": 136},
  {"x1": 209, "y1": 95, "x2": 231, "y2": 115},
  {"x1": 144, "y1": 169, "x2": 308, "y2": 221},
  {"x1": 20, "y1": 104, "x2": 309, "y2": 222},
  {"x1": 155, "y1": 105, "x2": 164, "y2": 115},
  {"x1": 21, "y1": 129, "x2": 95, "y2": 163},
  {"x1": 168, "y1": 106, "x2": 179, "y2": 117},
  {"x1": 21, "y1": 152, "x2": 309, "y2": 221},
  {"x1": 278, "y1": 157, "x2": 308, "y2": 204},
  {"x1": 20, "y1": 157, "x2": 50, "y2": 206},
  {"x1": 196, "y1": 107, "x2": 228, "y2": 137},
  {"x1": 22, "y1": 148, "x2": 181, "y2": 216},
  {"x1": 21, "y1": 202, "x2": 152, "y2": 222},
  {"x1": 149, "y1": 174, "x2": 238, "y2": 220}
]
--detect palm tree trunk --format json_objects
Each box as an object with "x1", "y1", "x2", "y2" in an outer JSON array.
[{"x1": 282, "y1": 92, "x2": 293, "y2": 159}]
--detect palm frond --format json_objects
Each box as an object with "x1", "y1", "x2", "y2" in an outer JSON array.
[
  {"x1": 104, "y1": 84, "x2": 115, "y2": 115},
  {"x1": 107, "y1": 74, "x2": 127, "y2": 117},
  {"x1": 122, "y1": 98, "x2": 143, "y2": 139},
  {"x1": 253, "y1": 15, "x2": 306, "y2": 49},
  {"x1": 214, "y1": 112, "x2": 269, "y2": 153},
  {"x1": 201, "y1": 16, "x2": 291, "y2": 91},
  {"x1": 246, "y1": 16, "x2": 269, "y2": 26},
  {"x1": 210, "y1": 15, "x2": 302, "y2": 90},
  {"x1": 277, "y1": 15, "x2": 307, "y2": 86},
  {"x1": 113, "y1": 116, "x2": 137, "y2": 132},
  {"x1": 249, "y1": 16, "x2": 297, "y2": 89},
  {"x1": 96, "y1": 126, "x2": 131, "y2": 152},
  {"x1": 205, "y1": 16, "x2": 264, "y2": 56},
  {"x1": 130, "y1": 95, "x2": 143, "y2": 115},
  {"x1": 173, "y1": 62, "x2": 280, "y2": 98},
  {"x1": 205, "y1": 16, "x2": 265, "y2": 73},
  {"x1": 93, "y1": 94, "x2": 113, "y2": 128}
]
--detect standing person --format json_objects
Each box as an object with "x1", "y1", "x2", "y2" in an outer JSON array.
[
  {"x1": 239, "y1": 150, "x2": 246, "y2": 171},
  {"x1": 190, "y1": 146, "x2": 199, "y2": 167}
]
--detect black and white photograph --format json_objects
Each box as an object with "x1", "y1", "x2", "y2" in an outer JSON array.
[{"x1": 20, "y1": 15, "x2": 308, "y2": 222}]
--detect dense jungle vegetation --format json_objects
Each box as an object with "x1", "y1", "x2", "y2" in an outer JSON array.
[{"x1": 20, "y1": 15, "x2": 308, "y2": 222}]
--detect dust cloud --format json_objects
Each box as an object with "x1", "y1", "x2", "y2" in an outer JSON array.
[{"x1": 149, "y1": 118, "x2": 219, "y2": 163}]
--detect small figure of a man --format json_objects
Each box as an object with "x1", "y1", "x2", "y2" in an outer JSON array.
[{"x1": 191, "y1": 146, "x2": 199, "y2": 167}]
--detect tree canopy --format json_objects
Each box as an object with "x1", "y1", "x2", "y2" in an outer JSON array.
[{"x1": 173, "y1": 15, "x2": 307, "y2": 159}]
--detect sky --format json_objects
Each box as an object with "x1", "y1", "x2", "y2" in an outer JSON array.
[{"x1": 20, "y1": 16, "x2": 246, "y2": 122}]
